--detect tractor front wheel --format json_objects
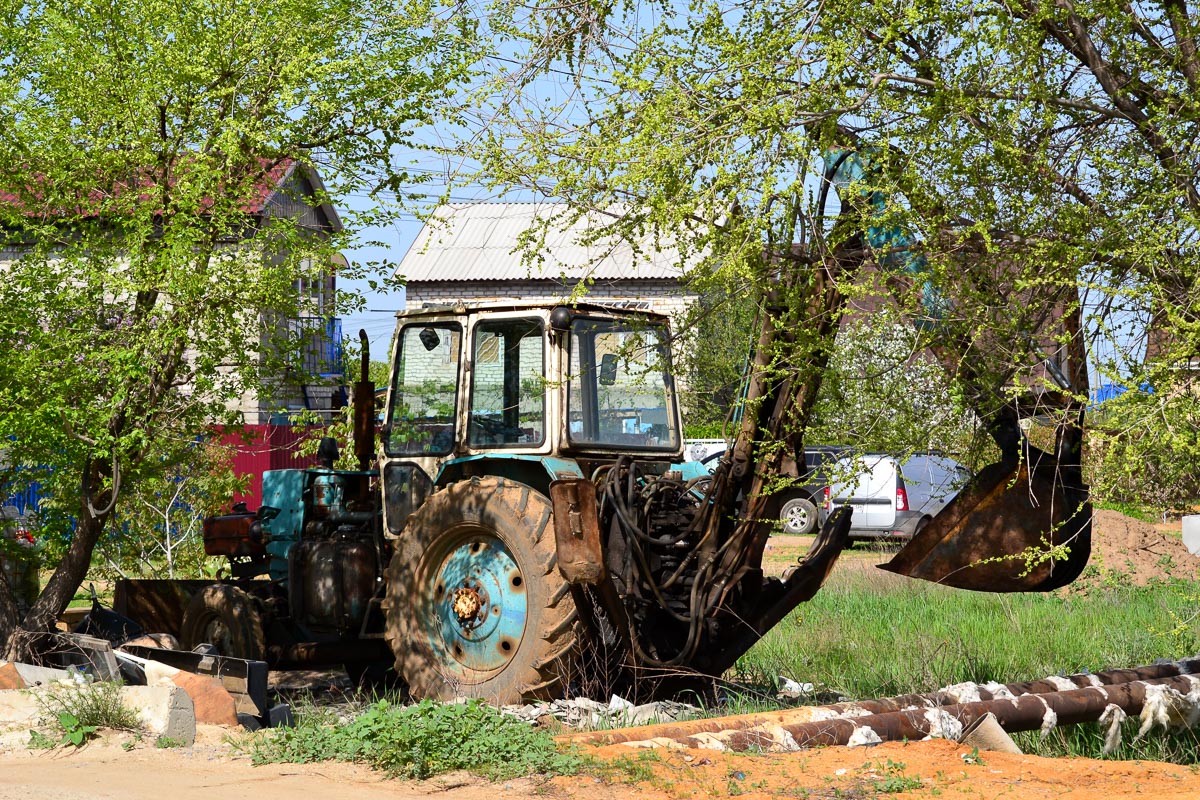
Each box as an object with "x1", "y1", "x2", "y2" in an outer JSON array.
[{"x1": 383, "y1": 477, "x2": 578, "y2": 704}]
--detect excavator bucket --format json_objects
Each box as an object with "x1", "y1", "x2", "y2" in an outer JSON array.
[{"x1": 880, "y1": 442, "x2": 1091, "y2": 592}]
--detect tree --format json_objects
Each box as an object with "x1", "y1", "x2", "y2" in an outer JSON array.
[
  {"x1": 92, "y1": 440, "x2": 247, "y2": 581},
  {"x1": 677, "y1": 288, "x2": 758, "y2": 433},
  {"x1": 809, "y1": 310, "x2": 980, "y2": 459},
  {"x1": 474, "y1": 0, "x2": 1198, "y2": 490},
  {"x1": 0, "y1": 0, "x2": 477, "y2": 651}
]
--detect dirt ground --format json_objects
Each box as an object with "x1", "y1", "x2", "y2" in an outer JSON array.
[
  {"x1": 4, "y1": 510, "x2": 1197, "y2": 798},
  {"x1": 764, "y1": 508, "x2": 1196, "y2": 588},
  {"x1": 4, "y1": 731, "x2": 1200, "y2": 799},
  {"x1": 1073, "y1": 509, "x2": 1198, "y2": 587}
]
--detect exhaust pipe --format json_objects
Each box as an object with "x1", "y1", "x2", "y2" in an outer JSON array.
[{"x1": 353, "y1": 329, "x2": 376, "y2": 472}]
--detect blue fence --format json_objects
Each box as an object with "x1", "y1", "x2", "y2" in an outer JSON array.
[{"x1": 2, "y1": 478, "x2": 43, "y2": 516}]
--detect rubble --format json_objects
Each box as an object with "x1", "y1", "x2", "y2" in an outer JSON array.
[
  {"x1": 0, "y1": 626, "x2": 278, "y2": 749},
  {"x1": 501, "y1": 694, "x2": 698, "y2": 729}
]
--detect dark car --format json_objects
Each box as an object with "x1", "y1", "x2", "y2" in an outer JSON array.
[
  {"x1": 683, "y1": 442, "x2": 847, "y2": 535},
  {"x1": 770, "y1": 446, "x2": 849, "y2": 535}
]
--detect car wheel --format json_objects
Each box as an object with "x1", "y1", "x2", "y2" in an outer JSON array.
[{"x1": 779, "y1": 497, "x2": 819, "y2": 536}]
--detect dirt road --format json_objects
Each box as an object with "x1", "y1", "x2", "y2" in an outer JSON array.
[
  {"x1": 3, "y1": 731, "x2": 1200, "y2": 799},
  {"x1": 0, "y1": 727, "x2": 637, "y2": 800}
]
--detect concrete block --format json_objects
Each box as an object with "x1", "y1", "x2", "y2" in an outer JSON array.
[
  {"x1": 120, "y1": 685, "x2": 196, "y2": 745},
  {"x1": 13, "y1": 663, "x2": 71, "y2": 687},
  {"x1": 116, "y1": 651, "x2": 237, "y2": 727},
  {"x1": 1, "y1": 684, "x2": 196, "y2": 745}
]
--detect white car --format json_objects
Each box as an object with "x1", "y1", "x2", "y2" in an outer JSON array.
[{"x1": 822, "y1": 453, "x2": 970, "y2": 540}]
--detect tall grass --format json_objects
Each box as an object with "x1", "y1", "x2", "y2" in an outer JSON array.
[{"x1": 737, "y1": 566, "x2": 1200, "y2": 699}]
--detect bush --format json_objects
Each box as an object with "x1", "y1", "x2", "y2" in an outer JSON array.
[{"x1": 244, "y1": 699, "x2": 581, "y2": 780}]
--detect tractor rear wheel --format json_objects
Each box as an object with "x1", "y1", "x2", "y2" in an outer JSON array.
[
  {"x1": 383, "y1": 477, "x2": 578, "y2": 704},
  {"x1": 180, "y1": 584, "x2": 266, "y2": 662}
]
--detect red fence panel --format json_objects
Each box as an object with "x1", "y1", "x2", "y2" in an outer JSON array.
[{"x1": 214, "y1": 424, "x2": 322, "y2": 509}]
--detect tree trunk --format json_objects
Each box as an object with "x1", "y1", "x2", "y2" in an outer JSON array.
[
  {"x1": 3, "y1": 464, "x2": 112, "y2": 658},
  {"x1": 0, "y1": 580, "x2": 19, "y2": 652}
]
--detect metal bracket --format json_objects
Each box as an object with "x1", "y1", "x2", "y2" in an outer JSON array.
[{"x1": 549, "y1": 478, "x2": 607, "y2": 585}]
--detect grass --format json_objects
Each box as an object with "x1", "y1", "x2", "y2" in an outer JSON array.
[
  {"x1": 737, "y1": 566, "x2": 1200, "y2": 700},
  {"x1": 239, "y1": 698, "x2": 582, "y2": 780},
  {"x1": 1094, "y1": 500, "x2": 1163, "y2": 525},
  {"x1": 31, "y1": 680, "x2": 141, "y2": 748},
  {"x1": 1012, "y1": 722, "x2": 1200, "y2": 762}
]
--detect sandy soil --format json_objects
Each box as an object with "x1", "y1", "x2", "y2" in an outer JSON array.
[
  {"x1": 0, "y1": 726, "x2": 637, "y2": 800},
  {"x1": 6, "y1": 510, "x2": 1197, "y2": 798},
  {"x1": 1073, "y1": 509, "x2": 1198, "y2": 587},
  {"x1": 581, "y1": 737, "x2": 1200, "y2": 799},
  {"x1": 4, "y1": 732, "x2": 1200, "y2": 799}
]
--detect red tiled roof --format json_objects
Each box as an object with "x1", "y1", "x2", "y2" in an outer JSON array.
[{"x1": 0, "y1": 157, "x2": 298, "y2": 219}]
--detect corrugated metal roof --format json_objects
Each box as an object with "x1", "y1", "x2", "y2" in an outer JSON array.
[{"x1": 395, "y1": 202, "x2": 691, "y2": 283}]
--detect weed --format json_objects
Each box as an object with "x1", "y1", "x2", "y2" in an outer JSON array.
[
  {"x1": 28, "y1": 681, "x2": 139, "y2": 748},
  {"x1": 588, "y1": 750, "x2": 660, "y2": 783},
  {"x1": 27, "y1": 729, "x2": 56, "y2": 750},
  {"x1": 243, "y1": 698, "x2": 581, "y2": 780},
  {"x1": 155, "y1": 735, "x2": 186, "y2": 748},
  {"x1": 960, "y1": 748, "x2": 985, "y2": 766},
  {"x1": 55, "y1": 711, "x2": 98, "y2": 747},
  {"x1": 37, "y1": 680, "x2": 140, "y2": 733}
]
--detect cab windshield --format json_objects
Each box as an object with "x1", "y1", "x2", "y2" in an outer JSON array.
[{"x1": 566, "y1": 316, "x2": 679, "y2": 450}]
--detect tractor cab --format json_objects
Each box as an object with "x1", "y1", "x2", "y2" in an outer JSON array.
[{"x1": 378, "y1": 303, "x2": 685, "y2": 539}]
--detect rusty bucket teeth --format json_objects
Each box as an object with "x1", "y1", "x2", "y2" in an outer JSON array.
[{"x1": 881, "y1": 448, "x2": 1091, "y2": 593}]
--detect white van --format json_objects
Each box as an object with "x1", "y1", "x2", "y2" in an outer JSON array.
[{"x1": 821, "y1": 453, "x2": 969, "y2": 540}]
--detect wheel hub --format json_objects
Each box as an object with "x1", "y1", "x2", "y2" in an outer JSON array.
[
  {"x1": 429, "y1": 535, "x2": 527, "y2": 673},
  {"x1": 451, "y1": 584, "x2": 488, "y2": 628}
]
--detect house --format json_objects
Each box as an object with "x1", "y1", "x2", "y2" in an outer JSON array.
[
  {"x1": 1, "y1": 159, "x2": 346, "y2": 425},
  {"x1": 227, "y1": 161, "x2": 347, "y2": 423},
  {"x1": 1, "y1": 160, "x2": 348, "y2": 509},
  {"x1": 395, "y1": 202, "x2": 698, "y2": 322}
]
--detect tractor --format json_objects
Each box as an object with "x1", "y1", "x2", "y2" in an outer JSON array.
[{"x1": 118, "y1": 288, "x2": 1092, "y2": 704}]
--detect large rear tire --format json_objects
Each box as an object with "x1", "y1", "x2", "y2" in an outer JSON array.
[
  {"x1": 180, "y1": 585, "x2": 266, "y2": 662},
  {"x1": 383, "y1": 476, "x2": 578, "y2": 704}
]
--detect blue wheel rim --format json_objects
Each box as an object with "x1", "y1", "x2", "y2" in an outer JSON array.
[{"x1": 427, "y1": 533, "x2": 527, "y2": 675}]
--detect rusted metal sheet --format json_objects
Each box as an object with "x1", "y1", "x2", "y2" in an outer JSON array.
[
  {"x1": 550, "y1": 478, "x2": 606, "y2": 585},
  {"x1": 570, "y1": 657, "x2": 1200, "y2": 747}
]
